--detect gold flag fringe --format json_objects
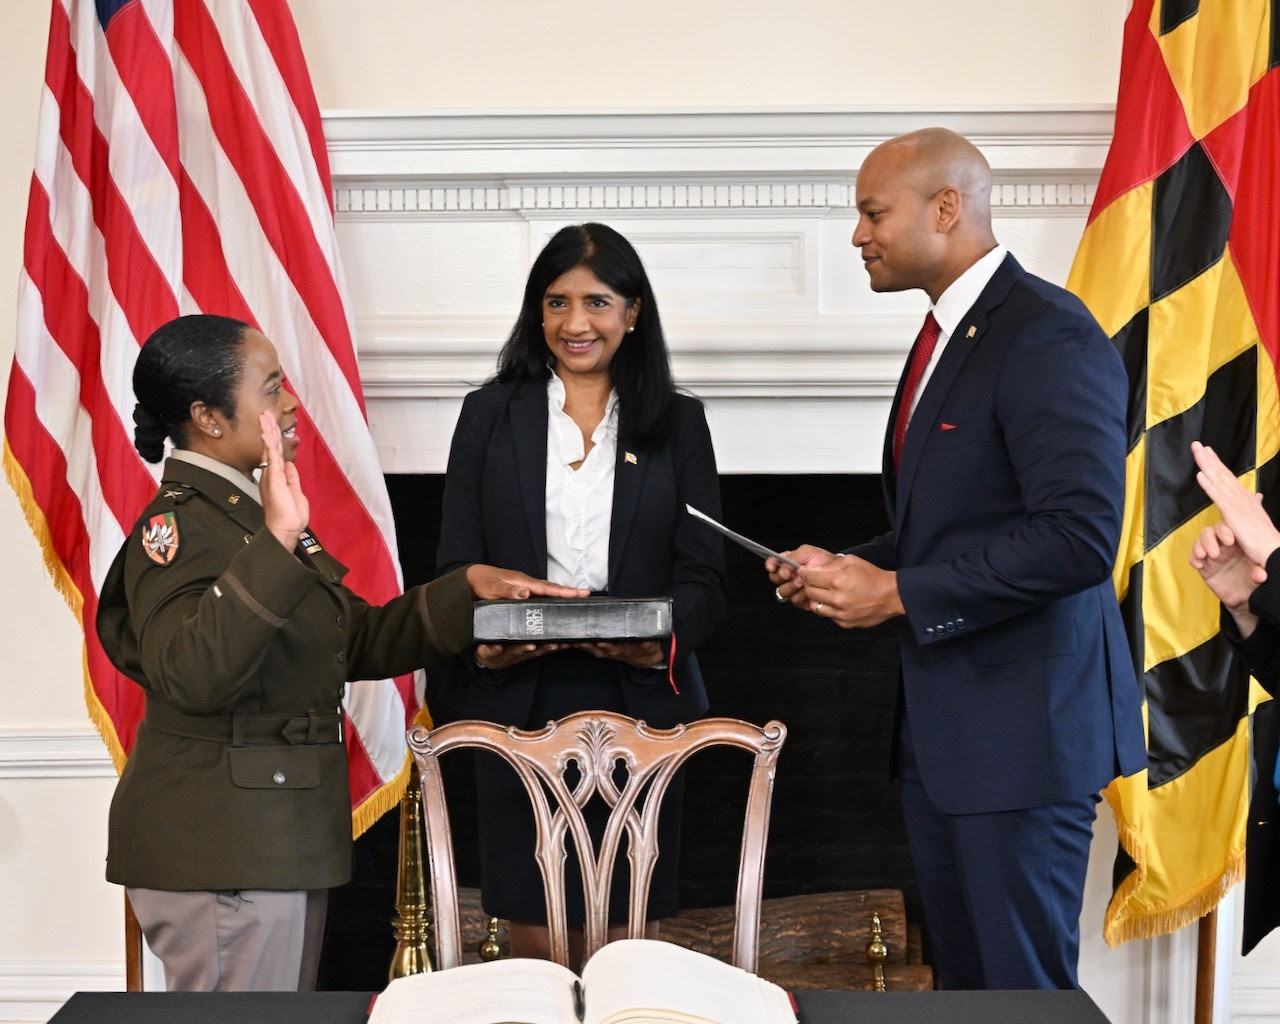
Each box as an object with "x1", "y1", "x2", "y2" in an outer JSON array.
[
  {"x1": 4, "y1": 440, "x2": 128, "y2": 774},
  {"x1": 351, "y1": 754, "x2": 411, "y2": 839},
  {"x1": 1101, "y1": 773, "x2": 1247, "y2": 946},
  {"x1": 348, "y1": 669, "x2": 437, "y2": 838}
]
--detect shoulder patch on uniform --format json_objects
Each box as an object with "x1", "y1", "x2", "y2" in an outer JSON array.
[{"x1": 141, "y1": 511, "x2": 180, "y2": 566}]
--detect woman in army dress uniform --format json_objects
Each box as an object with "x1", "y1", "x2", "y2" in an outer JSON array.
[{"x1": 96, "y1": 314, "x2": 584, "y2": 992}]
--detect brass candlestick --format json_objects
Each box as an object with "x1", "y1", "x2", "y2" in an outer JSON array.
[{"x1": 389, "y1": 760, "x2": 433, "y2": 979}]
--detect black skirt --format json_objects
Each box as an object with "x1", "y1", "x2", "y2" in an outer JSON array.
[{"x1": 474, "y1": 650, "x2": 684, "y2": 925}]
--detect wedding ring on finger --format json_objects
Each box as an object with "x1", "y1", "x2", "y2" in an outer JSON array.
[
  {"x1": 815, "y1": 602, "x2": 824, "y2": 613},
  {"x1": 774, "y1": 587, "x2": 787, "y2": 604}
]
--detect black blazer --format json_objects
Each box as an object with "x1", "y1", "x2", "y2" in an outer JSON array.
[
  {"x1": 1222, "y1": 550, "x2": 1280, "y2": 954},
  {"x1": 435, "y1": 377, "x2": 726, "y2": 729}
]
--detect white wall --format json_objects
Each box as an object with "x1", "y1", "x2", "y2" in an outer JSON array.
[
  {"x1": 3, "y1": 2, "x2": 1277, "y2": 1023},
  {"x1": 291, "y1": 0, "x2": 1126, "y2": 110},
  {"x1": 0, "y1": 4, "x2": 130, "y2": 1019}
]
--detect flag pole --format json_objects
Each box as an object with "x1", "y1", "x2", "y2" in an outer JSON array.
[
  {"x1": 1194, "y1": 908, "x2": 1217, "y2": 1024},
  {"x1": 389, "y1": 760, "x2": 433, "y2": 979}
]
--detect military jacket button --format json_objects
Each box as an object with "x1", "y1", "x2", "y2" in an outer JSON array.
[
  {"x1": 336, "y1": 651, "x2": 347, "y2": 664},
  {"x1": 273, "y1": 770, "x2": 286, "y2": 785},
  {"x1": 925, "y1": 627, "x2": 935, "y2": 637},
  {"x1": 335, "y1": 615, "x2": 345, "y2": 627}
]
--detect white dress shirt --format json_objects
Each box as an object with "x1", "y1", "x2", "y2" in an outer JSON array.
[
  {"x1": 907, "y1": 243, "x2": 1009, "y2": 419},
  {"x1": 544, "y1": 373, "x2": 619, "y2": 591}
]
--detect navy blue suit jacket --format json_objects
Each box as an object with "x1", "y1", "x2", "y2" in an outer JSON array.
[
  {"x1": 852, "y1": 254, "x2": 1146, "y2": 815},
  {"x1": 436, "y1": 377, "x2": 726, "y2": 729}
]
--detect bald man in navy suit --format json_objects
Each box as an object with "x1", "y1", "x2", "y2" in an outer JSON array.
[{"x1": 769, "y1": 128, "x2": 1146, "y2": 990}]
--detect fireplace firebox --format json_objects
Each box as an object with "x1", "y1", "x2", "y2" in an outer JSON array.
[{"x1": 316, "y1": 472, "x2": 913, "y2": 989}]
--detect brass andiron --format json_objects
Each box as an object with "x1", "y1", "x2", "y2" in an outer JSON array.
[
  {"x1": 389, "y1": 760, "x2": 433, "y2": 979},
  {"x1": 479, "y1": 917, "x2": 502, "y2": 961},
  {"x1": 866, "y1": 911, "x2": 888, "y2": 992}
]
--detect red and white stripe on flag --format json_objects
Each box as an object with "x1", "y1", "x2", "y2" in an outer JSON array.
[{"x1": 2, "y1": 0, "x2": 420, "y2": 835}]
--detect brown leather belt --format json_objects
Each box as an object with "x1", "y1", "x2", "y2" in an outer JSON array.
[{"x1": 143, "y1": 701, "x2": 344, "y2": 745}]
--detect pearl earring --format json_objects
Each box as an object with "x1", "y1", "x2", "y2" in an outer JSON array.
[
  {"x1": 212, "y1": 428, "x2": 221, "y2": 436},
  {"x1": 626, "y1": 326, "x2": 635, "y2": 334}
]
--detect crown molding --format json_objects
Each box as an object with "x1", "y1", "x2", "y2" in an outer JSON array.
[
  {"x1": 333, "y1": 178, "x2": 1095, "y2": 218},
  {"x1": 323, "y1": 105, "x2": 1115, "y2": 179}
]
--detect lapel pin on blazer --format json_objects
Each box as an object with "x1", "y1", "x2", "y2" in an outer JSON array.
[
  {"x1": 624, "y1": 451, "x2": 638, "y2": 465},
  {"x1": 941, "y1": 423, "x2": 958, "y2": 431},
  {"x1": 965, "y1": 325, "x2": 977, "y2": 338}
]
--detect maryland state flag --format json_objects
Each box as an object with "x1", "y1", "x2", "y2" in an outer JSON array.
[{"x1": 1067, "y1": 0, "x2": 1280, "y2": 944}]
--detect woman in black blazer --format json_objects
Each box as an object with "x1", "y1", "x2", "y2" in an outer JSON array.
[
  {"x1": 436, "y1": 223, "x2": 726, "y2": 962},
  {"x1": 1190, "y1": 439, "x2": 1280, "y2": 954}
]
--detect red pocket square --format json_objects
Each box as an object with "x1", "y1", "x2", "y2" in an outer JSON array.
[{"x1": 940, "y1": 422, "x2": 958, "y2": 431}]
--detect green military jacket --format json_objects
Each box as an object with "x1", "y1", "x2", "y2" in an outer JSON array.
[{"x1": 97, "y1": 457, "x2": 473, "y2": 891}]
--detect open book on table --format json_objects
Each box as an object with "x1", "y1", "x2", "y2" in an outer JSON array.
[{"x1": 366, "y1": 938, "x2": 797, "y2": 1024}]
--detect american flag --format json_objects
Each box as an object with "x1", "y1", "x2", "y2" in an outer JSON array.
[{"x1": 3, "y1": 0, "x2": 418, "y2": 835}]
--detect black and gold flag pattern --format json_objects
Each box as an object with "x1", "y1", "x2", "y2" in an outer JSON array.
[{"x1": 1067, "y1": 0, "x2": 1280, "y2": 943}]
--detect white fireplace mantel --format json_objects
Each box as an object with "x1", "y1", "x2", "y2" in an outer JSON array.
[{"x1": 325, "y1": 106, "x2": 1112, "y2": 474}]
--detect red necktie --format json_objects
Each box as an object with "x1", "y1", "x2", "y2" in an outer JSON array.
[{"x1": 893, "y1": 311, "x2": 941, "y2": 471}]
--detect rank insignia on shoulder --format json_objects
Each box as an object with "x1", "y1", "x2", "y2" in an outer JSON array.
[
  {"x1": 299, "y1": 529, "x2": 323, "y2": 555},
  {"x1": 142, "y1": 512, "x2": 180, "y2": 566},
  {"x1": 227, "y1": 494, "x2": 241, "y2": 505}
]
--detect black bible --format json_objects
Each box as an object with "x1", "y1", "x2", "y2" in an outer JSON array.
[{"x1": 472, "y1": 596, "x2": 673, "y2": 643}]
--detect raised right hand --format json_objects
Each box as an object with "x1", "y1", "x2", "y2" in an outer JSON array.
[
  {"x1": 259, "y1": 410, "x2": 308, "y2": 551},
  {"x1": 1192, "y1": 441, "x2": 1280, "y2": 567}
]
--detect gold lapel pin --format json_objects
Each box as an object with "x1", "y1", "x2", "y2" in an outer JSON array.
[{"x1": 966, "y1": 326, "x2": 977, "y2": 339}]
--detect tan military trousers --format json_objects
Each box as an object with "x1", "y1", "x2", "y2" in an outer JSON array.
[{"x1": 127, "y1": 887, "x2": 327, "y2": 991}]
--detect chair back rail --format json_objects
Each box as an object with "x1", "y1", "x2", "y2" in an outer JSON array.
[{"x1": 408, "y1": 711, "x2": 786, "y2": 971}]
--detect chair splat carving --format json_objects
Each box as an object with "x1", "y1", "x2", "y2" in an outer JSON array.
[{"x1": 409, "y1": 711, "x2": 786, "y2": 972}]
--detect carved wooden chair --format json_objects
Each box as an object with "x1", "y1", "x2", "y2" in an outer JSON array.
[{"x1": 407, "y1": 710, "x2": 787, "y2": 972}]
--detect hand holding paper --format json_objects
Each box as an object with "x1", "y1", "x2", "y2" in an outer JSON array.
[{"x1": 798, "y1": 553, "x2": 905, "y2": 628}]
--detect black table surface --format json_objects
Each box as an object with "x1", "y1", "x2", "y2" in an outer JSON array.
[{"x1": 50, "y1": 988, "x2": 1114, "y2": 1023}]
